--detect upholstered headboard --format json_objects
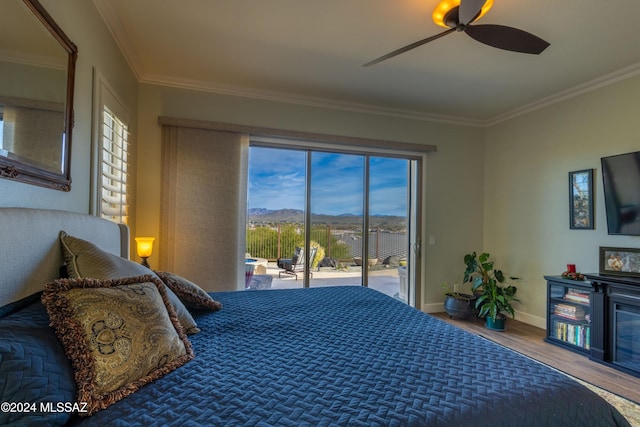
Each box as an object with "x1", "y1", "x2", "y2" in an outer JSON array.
[{"x1": 0, "y1": 208, "x2": 129, "y2": 307}]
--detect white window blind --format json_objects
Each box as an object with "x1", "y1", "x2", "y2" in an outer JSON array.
[{"x1": 101, "y1": 107, "x2": 129, "y2": 224}]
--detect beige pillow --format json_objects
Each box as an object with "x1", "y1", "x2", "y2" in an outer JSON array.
[
  {"x1": 41, "y1": 276, "x2": 194, "y2": 416},
  {"x1": 60, "y1": 231, "x2": 200, "y2": 334},
  {"x1": 155, "y1": 271, "x2": 223, "y2": 311}
]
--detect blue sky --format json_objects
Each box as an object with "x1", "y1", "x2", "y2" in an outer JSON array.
[{"x1": 248, "y1": 147, "x2": 408, "y2": 216}]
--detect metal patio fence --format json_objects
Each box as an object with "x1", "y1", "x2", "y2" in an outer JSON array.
[{"x1": 246, "y1": 224, "x2": 407, "y2": 262}]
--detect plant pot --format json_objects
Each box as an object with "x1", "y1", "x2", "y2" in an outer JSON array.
[
  {"x1": 485, "y1": 316, "x2": 506, "y2": 331},
  {"x1": 444, "y1": 293, "x2": 477, "y2": 320}
]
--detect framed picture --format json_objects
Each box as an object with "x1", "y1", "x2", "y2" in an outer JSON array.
[
  {"x1": 569, "y1": 169, "x2": 594, "y2": 229},
  {"x1": 599, "y1": 247, "x2": 640, "y2": 277}
]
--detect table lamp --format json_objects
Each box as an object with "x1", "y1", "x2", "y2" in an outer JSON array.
[{"x1": 134, "y1": 237, "x2": 154, "y2": 268}]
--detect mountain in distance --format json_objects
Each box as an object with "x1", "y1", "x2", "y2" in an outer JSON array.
[
  {"x1": 248, "y1": 208, "x2": 304, "y2": 223},
  {"x1": 248, "y1": 208, "x2": 406, "y2": 230}
]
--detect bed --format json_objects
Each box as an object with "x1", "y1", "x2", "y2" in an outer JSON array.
[{"x1": 0, "y1": 208, "x2": 631, "y2": 426}]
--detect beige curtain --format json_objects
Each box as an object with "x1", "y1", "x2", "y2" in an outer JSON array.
[
  {"x1": 2, "y1": 105, "x2": 64, "y2": 173},
  {"x1": 160, "y1": 125, "x2": 249, "y2": 291}
]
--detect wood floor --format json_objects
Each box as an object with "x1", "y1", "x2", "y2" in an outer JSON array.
[{"x1": 432, "y1": 312, "x2": 640, "y2": 404}]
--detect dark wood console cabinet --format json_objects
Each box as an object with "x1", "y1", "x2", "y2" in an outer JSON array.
[{"x1": 545, "y1": 274, "x2": 640, "y2": 378}]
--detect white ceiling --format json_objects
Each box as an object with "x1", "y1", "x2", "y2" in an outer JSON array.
[{"x1": 93, "y1": 0, "x2": 640, "y2": 127}]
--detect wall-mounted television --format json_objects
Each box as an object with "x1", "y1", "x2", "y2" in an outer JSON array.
[{"x1": 601, "y1": 151, "x2": 640, "y2": 235}]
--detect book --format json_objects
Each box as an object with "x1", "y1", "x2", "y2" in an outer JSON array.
[
  {"x1": 564, "y1": 290, "x2": 590, "y2": 304},
  {"x1": 553, "y1": 319, "x2": 590, "y2": 348},
  {"x1": 555, "y1": 312, "x2": 585, "y2": 321},
  {"x1": 554, "y1": 303, "x2": 585, "y2": 319}
]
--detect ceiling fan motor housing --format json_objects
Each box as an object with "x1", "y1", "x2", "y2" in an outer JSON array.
[{"x1": 443, "y1": 7, "x2": 476, "y2": 30}]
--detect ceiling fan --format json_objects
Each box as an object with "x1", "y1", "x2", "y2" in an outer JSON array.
[{"x1": 363, "y1": 0, "x2": 550, "y2": 67}]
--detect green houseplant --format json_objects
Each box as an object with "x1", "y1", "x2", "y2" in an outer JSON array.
[{"x1": 463, "y1": 252, "x2": 519, "y2": 331}]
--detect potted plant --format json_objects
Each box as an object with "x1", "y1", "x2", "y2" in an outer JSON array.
[
  {"x1": 463, "y1": 252, "x2": 519, "y2": 331},
  {"x1": 442, "y1": 282, "x2": 477, "y2": 321}
]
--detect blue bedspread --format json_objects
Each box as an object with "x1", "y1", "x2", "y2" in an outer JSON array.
[{"x1": 66, "y1": 286, "x2": 627, "y2": 426}]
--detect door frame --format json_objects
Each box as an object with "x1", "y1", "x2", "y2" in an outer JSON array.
[{"x1": 250, "y1": 137, "x2": 424, "y2": 307}]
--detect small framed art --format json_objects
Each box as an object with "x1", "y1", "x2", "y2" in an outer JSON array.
[
  {"x1": 569, "y1": 169, "x2": 594, "y2": 229},
  {"x1": 599, "y1": 246, "x2": 640, "y2": 277}
]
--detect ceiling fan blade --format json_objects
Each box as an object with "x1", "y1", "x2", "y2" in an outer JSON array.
[
  {"x1": 464, "y1": 24, "x2": 550, "y2": 54},
  {"x1": 363, "y1": 28, "x2": 455, "y2": 67},
  {"x1": 459, "y1": 0, "x2": 487, "y2": 25}
]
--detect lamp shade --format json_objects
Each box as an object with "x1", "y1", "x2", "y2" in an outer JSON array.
[
  {"x1": 432, "y1": 0, "x2": 493, "y2": 28},
  {"x1": 135, "y1": 237, "x2": 154, "y2": 258}
]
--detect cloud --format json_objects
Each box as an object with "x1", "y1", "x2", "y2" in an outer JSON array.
[{"x1": 248, "y1": 147, "x2": 408, "y2": 216}]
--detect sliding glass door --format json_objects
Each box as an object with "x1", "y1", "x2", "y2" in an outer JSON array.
[
  {"x1": 246, "y1": 144, "x2": 420, "y2": 306},
  {"x1": 309, "y1": 152, "x2": 365, "y2": 287},
  {"x1": 246, "y1": 147, "x2": 307, "y2": 282},
  {"x1": 368, "y1": 157, "x2": 411, "y2": 302}
]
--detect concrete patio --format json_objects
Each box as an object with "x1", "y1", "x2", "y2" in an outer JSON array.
[{"x1": 249, "y1": 262, "x2": 406, "y2": 303}]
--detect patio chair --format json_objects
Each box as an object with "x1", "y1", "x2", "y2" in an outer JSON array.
[{"x1": 277, "y1": 246, "x2": 317, "y2": 280}]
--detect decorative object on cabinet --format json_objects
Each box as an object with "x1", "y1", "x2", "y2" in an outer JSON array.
[
  {"x1": 0, "y1": 0, "x2": 77, "y2": 191},
  {"x1": 599, "y1": 247, "x2": 640, "y2": 278},
  {"x1": 561, "y1": 264, "x2": 585, "y2": 281},
  {"x1": 569, "y1": 169, "x2": 594, "y2": 230}
]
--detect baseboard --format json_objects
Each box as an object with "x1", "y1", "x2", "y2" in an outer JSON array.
[
  {"x1": 515, "y1": 311, "x2": 546, "y2": 330},
  {"x1": 422, "y1": 303, "x2": 546, "y2": 331},
  {"x1": 422, "y1": 302, "x2": 444, "y2": 314}
]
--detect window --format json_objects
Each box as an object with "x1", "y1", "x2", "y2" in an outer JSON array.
[
  {"x1": 100, "y1": 107, "x2": 129, "y2": 224},
  {"x1": 247, "y1": 140, "x2": 422, "y2": 306},
  {"x1": 92, "y1": 70, "x2": 130, "y2": 224}
]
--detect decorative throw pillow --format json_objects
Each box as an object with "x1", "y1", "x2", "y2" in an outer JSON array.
[
  {"x1": 41, "y1": 275, "x2": 194, "y2": 416},
  {"x1": 155, "y1": 271, "x2": 223, "y2": 311},
  {"x1": 59, "y1": 231, "x2": 200, "y2": 334}
]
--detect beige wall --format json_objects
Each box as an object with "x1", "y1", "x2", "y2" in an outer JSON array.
[
  {"x1": 135, "y1": 84, "x2": 485, "y2": 308},
  {"x1": 0, "y1": 0, "x2": 484, "y2": 311},
  {"x1": 484, "y1": 75, "x2": 640, "y2": 328},
  {"x1": 0, "y1": 0, "x2": 138, "y2": 223},
  {"x1": 5, "y1": 1, "x2": 639, "y2": 322}
]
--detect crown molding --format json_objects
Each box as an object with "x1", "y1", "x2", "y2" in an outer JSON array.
[
  {"x1": 134, "y1": 62, "x2": 640, "y2": 129},
  {"x1": 93, "y1": 0, "x2": 640, "y2": 130},
  {"x1": 93, "y1": 0, "x2": 480, "y2": 127},
  {"x1": 486, "y1": 62, "x2": 640, "y2": 127},
  {"x1": 0, "y1": 49, "x2": 65, "y2": 70},
  {"x1": 92, "y1": 0, "x2": 144, "y2": 81},
  {"x1": 138, "y1": 72, "x2": 486, "y2": 127}
]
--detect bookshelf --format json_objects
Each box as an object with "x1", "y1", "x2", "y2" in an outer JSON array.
[{"x1": 544, "y1": 276, "x2": 591, "y2": 354}]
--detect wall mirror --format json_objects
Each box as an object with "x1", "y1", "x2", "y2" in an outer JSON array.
[{"x1": 0, "y1": 0, "x2": 77, "y2": 191}]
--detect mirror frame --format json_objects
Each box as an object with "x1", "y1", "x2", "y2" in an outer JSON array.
[{"x1": 0, "y1": 0, "x2": 77, "y2": 191}]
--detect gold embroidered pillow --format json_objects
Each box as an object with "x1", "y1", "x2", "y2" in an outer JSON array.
[
  {"x1": 155, "y1": 271, "x2": 223, "y2": 311},
  {"x1": 41, "y1": 276, "x2": 194, "y2": 416},
  {"x1": 59, "y1": 231, "x2": 201, "y2": 334}
]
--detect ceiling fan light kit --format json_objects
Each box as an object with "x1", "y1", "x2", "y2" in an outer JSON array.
[
  {"x1": 432, "y1": 0, "x2": 493, "y2": 28},
  {"x1": 364, "y1": 0, "x2": 549, "y2": 67}
]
